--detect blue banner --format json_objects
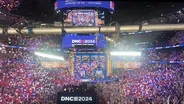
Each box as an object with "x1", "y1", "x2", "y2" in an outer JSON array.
[
  {"x1": 62, "y1": 34, "x2": 107, "y2": 49},
  {"x1": 55, "y1": 1, "x2": 114, "y2": 11}
]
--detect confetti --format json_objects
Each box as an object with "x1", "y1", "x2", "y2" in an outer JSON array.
[{"x1": 0, "y1": 30, "x2": 183, "y2": 103}]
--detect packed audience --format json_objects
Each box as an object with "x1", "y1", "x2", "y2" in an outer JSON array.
[
  {"x1": 143, "y1": 48, "x2": 184, "y2": 61},
  {"x1": 152, "y1": 31, "x2": 184, "y2": 47},
  {"x1": 0, "y1": 0, "x2": 21, "y2": 11},
  {"x1": 0, "y1": 32, "x2": 183, "y2": 104},
  {"x1": 0, "y1": 37, "x2": 80, "y2": 103},
  {"x1": 96, "y1": 64, "x2": 184, "y2": 104},
  {"x1": 0, "y1": 61, "x2": 80, "y2": 104},
  {"x1": 169, "y1": 31, "x2": 184, "y2": 45}
]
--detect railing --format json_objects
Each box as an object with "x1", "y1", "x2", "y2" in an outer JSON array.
[{"x1": 1, "y1": 24, "x2": 184, "y2": 35}]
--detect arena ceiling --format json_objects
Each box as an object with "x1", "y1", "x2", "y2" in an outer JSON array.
[
  {"x1": 10, "y1": 1, "x2": 184, "y2": 24},
  {"x1": 1, "y1": 1, "x2": 184, "y2": 49}
]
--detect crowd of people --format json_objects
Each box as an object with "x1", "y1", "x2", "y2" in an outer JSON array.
[
  {"x1": 169, "y1": 31, "x2": 184, "y2": 45},
  {"x1": 1, "y1": 0, "x2": 184, "y2": 103},
  {"x1": 0, "y1": 0, "x2": 21, "y2": 11},
  {"x1": 152, "y1": 31, "x2": 184, "y2": 47},
  {"x1": 0, "y1": 62, "x2": 80, "y2": 103},
  {"x1": 0, "y1": 31, "x2": 183, "y2": 104},
  {"x1": 96, "y1": 64, "x2": 184, "y2": 104},
  {"x1": 102, "y1": 31, "x2": 184, "y2": 103},
  {"x1": 143, "y1": 48, "x2": 184, "y2": 61},
  {"x1": 0, "y1": 36, "x2": 81, "y2": 103}
]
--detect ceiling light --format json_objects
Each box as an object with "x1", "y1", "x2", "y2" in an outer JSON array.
[
  {"x1": 177, "y1": 11, "x2": 181, "y2": 14},
  {"x1": 145, "y1": 31, "x2": 149, "y2": 33},
  {"x1": 143, "y1": 22, "x2": 148, "y2": 25},
  {"x1": 35, "y1": 52, "x2": 64, "y2": 60},
  {"x1": 110, "y1": 51, "x2": 141, "y2": 56}
]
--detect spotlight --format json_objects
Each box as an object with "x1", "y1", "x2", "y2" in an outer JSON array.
[
  {"x1": 110, "y1": 51, "x2": 141, "y2": 56},
  {"x1": 35, "y1": 52, "x2": 64, "y2": 60},
  {"x1": 177, "y1": 11, "x2": 181, "y2": 14}
]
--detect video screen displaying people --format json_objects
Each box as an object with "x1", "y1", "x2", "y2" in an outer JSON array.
[
  {"x1": 74, "y1": 54, "x2": 106, "y2": 80},
  {"x1": 99, "y1": 55, "x2": 105, "y2": 62},
  {"x1": 72, "y1": 10, "x2": 96, "y2": 26},
  {"x1": 91, "y1": 55, "x2": 98, "y2": 62},
  {"x1": 95, "y1": 70, "x2": 105, "y2": 79},
  {"x1": 75, "y1": 55, "x2": 81, "y2": 62},
  {"x1": 82, "y1": 55, "x2": 90, "y2": 63},
  {"x1": 97, "y1": 63, "x2": 105, "y2": 69},
  {"x1": 64, "y1": 9, "x2": 104, "y2": 26}
]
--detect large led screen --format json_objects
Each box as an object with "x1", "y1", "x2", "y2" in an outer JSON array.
[
  {"x1": 72, "y1": 10, "x2": 96, "y2": 26},
  {"x1": 55, "y1": 1, "x2": 114, "y2": 11},
  {"x1": 64, "y1": 9, "x2": 104, "y2": 26},
  {"x1": 74, "y1": 53, "x2": 107, "y2": 81},
  {"x1": 62, "y1": 34, "x2": 108, "y2": 49}
]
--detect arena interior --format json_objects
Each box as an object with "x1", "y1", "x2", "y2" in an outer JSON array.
[{"x1": 0, "y1": 0, "x2": 184, "y2": 104}]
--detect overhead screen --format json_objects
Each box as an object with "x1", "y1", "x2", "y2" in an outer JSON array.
[
  {"x1": 64, "y1": 9, "x2": 105, "y2": 26},
  {"x1": 55, "y1": 0, "x2": 114, "y2": 11},
  {"x1": 72, "y1": 10, "x2": 96, "y2": 26}
]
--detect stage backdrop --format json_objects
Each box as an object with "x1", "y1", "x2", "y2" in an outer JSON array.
[{"x1": 74, "y1": 53, "x2": 107, "y2": 81}]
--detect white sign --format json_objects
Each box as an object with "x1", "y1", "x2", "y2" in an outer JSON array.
[
  {"x1": 61, "y1": 96, "x2": 93, "y2": 101},
  {"x1": 72, "y1": 40, "x2": 95, "y2": 44}
]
